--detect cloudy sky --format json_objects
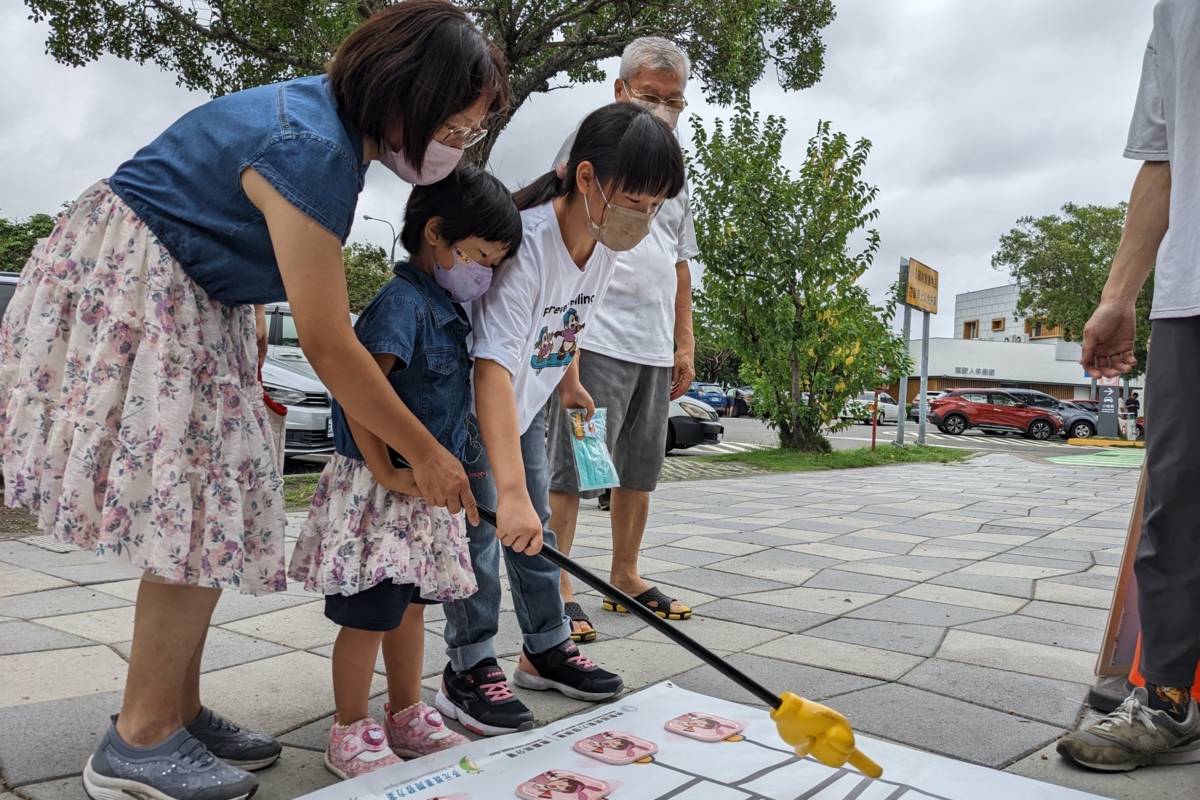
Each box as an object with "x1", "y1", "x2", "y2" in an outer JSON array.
[{"x1": 1, "y1": 0, "x2": 1154, "y2": 336}]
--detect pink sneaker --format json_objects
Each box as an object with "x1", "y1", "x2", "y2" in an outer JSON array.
[
  {"x1": 325, "y1": 717, "x2": 403, "y2": 779},
  {"x1": 385, "y1": 701, "x2": 470, "y2": 758}
]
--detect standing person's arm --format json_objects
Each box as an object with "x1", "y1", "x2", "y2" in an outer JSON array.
[
  {"x1": 473, "y1": 360, "x2": 542, "y2": 554},
  {"x1": 671, "y1": 260, "x2": 695, "y2": 400},
  {"x1": 254, "y1": 304, "x2": 269, "y2": 368},
  {"x1": 469, "y1": 245, "x2": 546, "y2": 554},
  {"x1": 555, "y1": 356, "x2": 596, "y2": 419},
  {"x1": 242, "y1": 169, "x2": 475, "y2": 518},
  {"x1": 1081, "y1": 162, "x2": 1170, "y2": 378},
  {"x1": 345, "y1": 352, "x2": 421, "y2": 496}
]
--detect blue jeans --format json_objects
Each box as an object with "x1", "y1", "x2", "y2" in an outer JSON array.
[{"x1": 443, "y1": 409, "x2": 571, "y2": 672}]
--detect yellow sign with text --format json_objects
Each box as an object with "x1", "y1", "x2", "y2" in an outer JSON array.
[{"x1": 905, "y1": 258, "x2": 939, "y2": 314}]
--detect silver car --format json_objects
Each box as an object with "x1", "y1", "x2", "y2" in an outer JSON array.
[{"x1": 263, "y1": 303, "x2": 338, "y2": 459}]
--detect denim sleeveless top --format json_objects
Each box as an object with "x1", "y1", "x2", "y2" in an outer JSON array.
[
  {"x1": 332, "y1": 262, "x2": 473, "y2": 463},
  {"x1": 109, "y1": 75, "x2": 367, "y2": 305}
]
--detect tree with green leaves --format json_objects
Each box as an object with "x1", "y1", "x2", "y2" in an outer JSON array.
[
  {"x1": 689, "y1": 110, "x2": 908, "y2": 452},
  {"x1": 691, "y1": 310, "x2": 741, "y2": 386},
  {"x1": 1, "y1": 213, "x2": 57, "y2": 273},
  {"x1": 342, "y1": 242, "x2": 392, "y2": 313},
  {"x1": 991, "y1": 202, "x2": 1151, "y2": 375},
  {"x1": 24, "y1": 0, "x2": 834, "y2": 162}
]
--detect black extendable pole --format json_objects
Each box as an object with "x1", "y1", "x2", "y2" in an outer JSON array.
[{"x1": 476, "y1": 506, "x2": 781, "y2": 709}]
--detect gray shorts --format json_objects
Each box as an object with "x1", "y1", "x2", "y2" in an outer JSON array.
[{"x1": 548, "y1": 351, "x2": 672, "y2": 498}]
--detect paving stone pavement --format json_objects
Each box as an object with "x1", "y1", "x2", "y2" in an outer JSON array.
[{"x1": 0, "y1": 453, "x2": 1187, "y2": 800}]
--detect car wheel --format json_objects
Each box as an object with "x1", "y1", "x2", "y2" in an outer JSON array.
[
  {"x1": 1070, "y1": 421, "x2": 1095, "y2": 439},
  {"x1": 940, "y1": 414, "x2": 967, "y2": 435},
  {"x1": 665, "y1": 424, "x2": 677, "y2": 455},
  {"x1": 1027, "y1": 420, "x2": 1053, "y2": 440}
]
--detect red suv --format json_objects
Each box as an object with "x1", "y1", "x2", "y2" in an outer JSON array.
[{"x1": 928, "y1": 389, "x2": 1064, "y2": 440}]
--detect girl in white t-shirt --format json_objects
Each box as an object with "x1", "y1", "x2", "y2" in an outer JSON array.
[{"x1": 435, "y1": 103, "x2": 685, "y2": 736}]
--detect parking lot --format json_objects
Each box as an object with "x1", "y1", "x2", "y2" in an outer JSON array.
[{"x1": 679, "y1": 416, "x2": 1088, "y2": 458}]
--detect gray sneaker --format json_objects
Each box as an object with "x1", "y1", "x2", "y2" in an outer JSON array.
[
  {"x1": 1057, "y1": 687, "x2": 1200, "y2": 771},
  {"x1": 187, "y1": 707, "x2": 282, "y2": 771},
  {"x1": 83, "y1": 721, "x2": 258, "y2": 800}
]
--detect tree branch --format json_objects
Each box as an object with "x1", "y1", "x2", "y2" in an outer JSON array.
[
  {"x1": 539, "y1": 26, "x2": 665, "y2": 49},
  {"x1": 148, "y1": 0, "x2": 313, "y2": 70}
]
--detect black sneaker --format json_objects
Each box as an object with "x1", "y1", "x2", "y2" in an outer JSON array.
[
  {"x1": 514, "y1": 640, "x2": 624, "y2": 701},
  {"x1": 434, "y1": 659, "x2": 535, "y2": 736}
]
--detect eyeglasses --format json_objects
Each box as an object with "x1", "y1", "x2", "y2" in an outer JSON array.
[
  {"x1": 623, "y1": 81, "x2": 688, "y2": 112},
  {"x1": 441, "y1": 122, "x2": 488, "y2": 149}
]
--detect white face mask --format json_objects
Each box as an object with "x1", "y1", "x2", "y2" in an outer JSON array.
[{"x1": 380, "y1": 139, "x2": 464, "y2": 185}]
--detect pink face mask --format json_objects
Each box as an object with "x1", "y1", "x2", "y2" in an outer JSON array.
[
  {"x1": 434, "y1": 247, "x2": 493, "y2": 303},
  {"x1": 380, "y1": 139, "x2": 464, "y2": 185}
]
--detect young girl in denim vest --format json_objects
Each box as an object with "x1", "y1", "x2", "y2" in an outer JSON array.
[{"x1": 289, "y1": 166, "x2": 522, "y2": 779}]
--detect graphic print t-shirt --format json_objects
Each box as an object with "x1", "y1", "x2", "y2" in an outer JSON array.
[{"x1": 470, "y1": 202, "x2": 618, "y2": 435}]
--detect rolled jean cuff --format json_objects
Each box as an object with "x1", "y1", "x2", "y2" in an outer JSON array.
[
  {"x1": 447, "y1": 639, "x2": 498, "y2": 674},
  {"x1": 523, "y1": 616, "x2": 573, "y2": 656}
]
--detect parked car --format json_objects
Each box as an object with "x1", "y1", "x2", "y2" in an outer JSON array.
[
  {"x1": 1058, "y1": 398, "x2": 1143, "y2": 437},
  {"x1": 262, "y1": 357, "x2": 335, "y2": 459},
  {"x1": 908, "y1": 390, "x2": 948, "y2": 421},
  {"x1": 685, "y1": 382, "x2": 729, "y2": 413},
  {"x1": 725, "y1": 386, "x2": 754, "y2": 417},
  {"x1": 261, "y1": 302, "x2": 349, "y2": 460},
  {"x1": 668, "y1": 397, "x2": 723, "y2": 453},
  {"x1": 1002, "y1": 389, "x2": 1097, "y2": 439},
  {"x1": 0, "y1": 271, "x2": 18, "y2": 322},
  {"x1": 928, "y1": 389, "x2": 1064, "y2": 440},
  {"x1": 839, "y1": 391, "x2": 900, "y2": 425}
]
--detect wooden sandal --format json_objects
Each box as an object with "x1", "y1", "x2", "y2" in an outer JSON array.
[
  {"x1": 564, "y1": 601, "x2": 598, "y2": 643},
  {"x1": 602, "y1": 586, "x2": 692, "y2": 620}
]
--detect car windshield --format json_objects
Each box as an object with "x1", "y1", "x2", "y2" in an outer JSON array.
[
  {"x1": 699, "y1": 384, "x2": 722, "y2": 393},
  {"x1": 0, "y1": 282, "x2": 15, "y2": 316}
]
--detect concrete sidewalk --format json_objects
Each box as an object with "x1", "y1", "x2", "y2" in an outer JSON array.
[{"x1": 0, "y1": 453, "x2": 1193, "y2": 799}]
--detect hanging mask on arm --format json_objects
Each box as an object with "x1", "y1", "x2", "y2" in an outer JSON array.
[{"x1": 567, "y1": 408, "x2": 620, "y2": 492}]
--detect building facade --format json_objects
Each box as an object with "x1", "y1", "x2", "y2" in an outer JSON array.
[
  {"x1": 891, "y1": 283, "x2": 1140, "y2": 403},
  {"x1": 954, "y1": 284, "x2": 1064, "y2": 344}
]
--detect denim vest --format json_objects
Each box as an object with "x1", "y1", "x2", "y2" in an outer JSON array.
[
  {"x1": 332, "y1": 262, "x2": 473, "y2": 462},
  {"x1": 108, "y1": 75, "x2": 367, "y2": 306}
]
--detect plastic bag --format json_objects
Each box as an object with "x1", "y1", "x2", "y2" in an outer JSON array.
[{"x1": 568, "y1": 407, "x2": 620, "y2": 492}]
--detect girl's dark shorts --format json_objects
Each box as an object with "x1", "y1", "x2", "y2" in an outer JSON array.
[{"x1": 324, "y1": 581, "x2": 437, "y2": 632}]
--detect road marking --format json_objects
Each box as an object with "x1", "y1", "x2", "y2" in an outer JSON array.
[{"x1": 680, "y1": 442, "x2": 771, "y2": 456}]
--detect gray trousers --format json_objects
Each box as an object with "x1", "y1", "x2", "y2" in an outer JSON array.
[{"x1": 1138, "y1": 316, "x2": 1200, "y2": 686}]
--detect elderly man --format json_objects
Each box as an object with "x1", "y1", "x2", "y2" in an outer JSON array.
[
  {"x1": 547, "y1": 37, "x2": 698, "y2": 641},
  {"x1": 1057, "y1": 0, "x2": 1200, "y2": 772}
]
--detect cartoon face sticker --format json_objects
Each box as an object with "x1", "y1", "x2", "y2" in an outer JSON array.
[
  {"x1": 515, "y1": 770, "x2": 611, "y2": 800},
  {"x1": 664, "y1": 712, "x2": 745, "y2": 743},
  {"x1": 573, "y1": 731, "x2": 658, "y2": 765}
]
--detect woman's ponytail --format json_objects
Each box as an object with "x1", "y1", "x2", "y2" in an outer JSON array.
[{"x1": 512, "y1": 170, "x2": 568, "y2": 211}]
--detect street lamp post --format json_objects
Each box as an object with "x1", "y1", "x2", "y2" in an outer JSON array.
[{"x1": 362, "y1": 214, "x2": 401, "y2": 264}]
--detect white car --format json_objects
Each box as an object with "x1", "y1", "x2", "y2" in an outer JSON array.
[
  {"x1": 667, "y1": 397, "x2": 724, "y2": 453},
  {"x1": 262, "y1": 302, "x2": 355, "y2": 460},
  {"x1": 839, "y1": 391, "x2": 900, "y2": 425}
]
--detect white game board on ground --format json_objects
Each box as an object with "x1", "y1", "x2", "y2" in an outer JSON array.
[{"x1": 298, "y1": 682, "x2": 1106, "y2": 800}]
